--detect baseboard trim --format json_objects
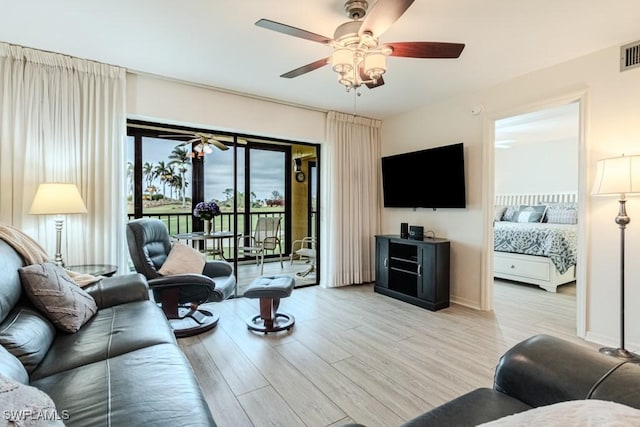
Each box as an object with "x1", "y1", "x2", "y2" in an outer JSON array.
[{"x1": 450, "y1": 295, "x2": 482, "y2": 310}]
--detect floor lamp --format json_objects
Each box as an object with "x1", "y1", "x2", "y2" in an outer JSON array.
[
  {"x1": 29, "y1": 183, "x2": 88, "y2": 267},
  {"x1": 592, "y1": 154, "x2": 640, "y2": 361}
]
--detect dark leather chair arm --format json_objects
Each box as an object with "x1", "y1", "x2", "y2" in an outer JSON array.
[
  {"x1": 400, "y1": 388, "x2": 531, "y2": 427},
  {"x1": 493, "y1": 334, "x2": 625, "y2": 408},
  {"x1": 84, "y1": 273, "x2": 150, "y2": 309},
  {"x1": 148, "y1": 274, "x2": 216, "y2": 288},
  {"x1": 203, "y1": 260, "x2": 233, "y2": 277},
  {"x1": 590, "y1": 361, "x2": 640, "y2": 409}
]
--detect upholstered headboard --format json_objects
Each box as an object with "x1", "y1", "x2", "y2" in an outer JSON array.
[{"x1": 495, "y1": 192, "x2": 578, "y2": 206}]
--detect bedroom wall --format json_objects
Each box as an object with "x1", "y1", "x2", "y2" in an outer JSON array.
[
  {"x1": 495, "y1": 139, "x2": 578, "y2": 194},
  {"x1": 382, "y1": 39, "x2": 640, "y2": 351}
]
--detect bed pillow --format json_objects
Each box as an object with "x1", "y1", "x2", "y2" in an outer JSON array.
[
  {"x1": 494, "y1": 205, "x2": 507, "y2": 221},
  {"x1": 545, "y1": 202, "x2": 578, "y2": 224},
  {"x1": 18, "y1": 262, "x2": 98, "y2": 334},
  {"x1": 158, "y1": 242, "x2": 206, "y2": 275},
  {"x1": 515, "y1": 204, "x2": 547, "y2": 223},
  {"x1": 478, "y1": 399, "x2": 640, "y2": 426}
]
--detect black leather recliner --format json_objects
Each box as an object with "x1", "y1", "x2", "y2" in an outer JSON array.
[{"x1": 126, "y1": 218, "x2": 236, "y2": 337}]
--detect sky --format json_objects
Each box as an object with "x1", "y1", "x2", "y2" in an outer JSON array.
[{"x1": 126, "y1": 136, "x2": 285, "y2": 202}]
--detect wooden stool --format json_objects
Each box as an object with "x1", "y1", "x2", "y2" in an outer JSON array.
[{"x1": 244, "y1": 276, "x2": 295, "y2": 334}]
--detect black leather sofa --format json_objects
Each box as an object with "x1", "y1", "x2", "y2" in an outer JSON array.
[
  {"x1": 401, "y1": 334, "x2": 640, "y2": 426},
  {"x1": 0, "y1": 239, "x2": 216, "y2": 426}
]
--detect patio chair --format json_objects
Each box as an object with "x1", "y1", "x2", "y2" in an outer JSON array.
[
  {"x1": 237, "y1": 217, "x2": 283, "y2": 275},
  {"x1": 290, "y1": 236, "x2": 316, "y2": 278}
]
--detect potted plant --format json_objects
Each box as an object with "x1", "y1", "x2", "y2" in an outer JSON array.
[{"x1": 193, "y1": 200, "x2": 221, "y2": 234}]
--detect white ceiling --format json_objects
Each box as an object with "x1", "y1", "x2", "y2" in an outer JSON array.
[
  {"x1": 495, "y1": 102, "x2": 580, "y2": 149},
  {"x1": 1, "y1": 1, "x2": 640, "y2": 119}
]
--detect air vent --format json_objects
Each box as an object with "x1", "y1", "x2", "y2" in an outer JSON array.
[{"x1": 620, "y1": 41, "x2": 640, "y2": 72}]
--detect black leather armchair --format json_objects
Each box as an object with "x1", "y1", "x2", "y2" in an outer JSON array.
[{"x1": 126, "y1": 218, "x2": 236, "y2": 337}]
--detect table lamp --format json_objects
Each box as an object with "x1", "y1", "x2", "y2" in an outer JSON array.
[
  {"x1": 29, "y1": 183, "x2": 88, "y2": 267},
  {"x1": 591, "y1": 154, "x2": 640, "y2": 361}
]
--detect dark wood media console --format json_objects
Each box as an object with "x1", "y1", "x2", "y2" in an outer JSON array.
[{"x1": 375, "y1": 235, "x2": 450, "y2": 311}]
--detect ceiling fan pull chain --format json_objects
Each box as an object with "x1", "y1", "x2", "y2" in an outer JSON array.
[{"x1": 353, "y1": 88, "x2": 358, "y2": 116}]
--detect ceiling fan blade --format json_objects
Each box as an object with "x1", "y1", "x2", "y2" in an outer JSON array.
[
  {"x1": 158, "y1": 134, "x2": 189, "y2": 139},
  {"x1": 207, "y1": 138, "x2": 230, "y2": 151},
  {"x1": 359, "y1": 0, "x2": 415, "y2": 37},
  {"x1": 386, "y1": 41, "x2": 465, "y2": 58},
  {"x1": 281, "y1": 58, "x2": 330, "y2": 79},
  {"x1": 255, "y1": 19, "x2": 332, "y2": 44}
]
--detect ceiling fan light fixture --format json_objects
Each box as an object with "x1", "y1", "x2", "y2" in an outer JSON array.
[
  {"x1": 331, "y1": 48, "x2": 354, "y2": 73},
  {"x1": 338, "y1": 73, "x2": 354, "y2": 88},
  {"x1": 364, "y1": 51, "x2": 386, "y2": 79}
]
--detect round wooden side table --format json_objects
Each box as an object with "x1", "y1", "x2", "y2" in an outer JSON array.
[{"x1": 66, "y1": 264, "x2": 118, "y2": 277}]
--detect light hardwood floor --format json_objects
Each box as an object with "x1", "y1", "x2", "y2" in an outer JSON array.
[{"x1": 180, "y1": 279, "x2": 592, "y2": 427}]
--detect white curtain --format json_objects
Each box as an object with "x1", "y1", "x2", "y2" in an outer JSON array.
[
  {"x1": 321, "y1": 111, "x2": 382, "y2": 288},
  {"x1": 0, "y1": 43, "x2": 128, "y2": 271}
]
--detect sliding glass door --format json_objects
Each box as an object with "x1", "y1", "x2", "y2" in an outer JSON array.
[{"x1": 127, "y1": 121, "x2": 319, "y2": 294}]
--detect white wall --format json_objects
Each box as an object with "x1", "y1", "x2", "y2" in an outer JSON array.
[
  {"x1": 495, "y1": 139, "x2": 578, "y2": 194},
  {"x1": 126, "y1": 74, "x2": 326, "y2": 143},
  {"x1": 382, "y1": 40, "x2": 640, "y2": 350}
]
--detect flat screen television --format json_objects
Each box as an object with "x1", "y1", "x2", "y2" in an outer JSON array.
[{"x1": 381, "y1": 143, "x2": 466, "y2": 208}]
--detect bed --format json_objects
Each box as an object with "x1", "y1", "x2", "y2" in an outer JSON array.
[{"x1": 493, "y1": 193, "x2": 578, "y2": 292}]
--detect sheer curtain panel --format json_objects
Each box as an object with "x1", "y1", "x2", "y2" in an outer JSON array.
[
  {"x1": 321, "y1": 111, "x2": 382, "y2": 288},
  {"x1": 0, "y1": 43, "x2": 128, "y2": 271}
]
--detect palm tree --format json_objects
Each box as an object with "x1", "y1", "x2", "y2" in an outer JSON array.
[
  {"x1": 143, "y1": 162, "x2": 155, "y2": 192},
  {"x1": 153, "y1": 161, "x2": 173, "y2": 197},
  {"x1": 169, "y1": 174, "x2": 188, "y2": 204},
  {"x1": 126, "y1": 161, "x2": 134, "y2": 197},
  {"x1": 168, "y1": 146, "x2": 191, "y2": 207}
]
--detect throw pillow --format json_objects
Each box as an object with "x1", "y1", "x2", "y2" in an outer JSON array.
[
  {"x1": 515, "y1": 204, "x2": 547, "y2": 223},
  {"x1": 0, "y1": 373, "x2": 66, "y2": 425},
  {"x1": 158, "y1": 242, "x2": 206, "y2": 275},
  {"x1": 503, "y1": 205, "x2": 519, "y2": 222},
  {"x1": 18, "y1": 263, "x2": 98, "y2": 334}
]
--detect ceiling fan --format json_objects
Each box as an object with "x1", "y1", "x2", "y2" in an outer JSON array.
[
  {"x1": 159, "y1": 132, "x2": 230, "y2": 157},
  {"x1": 255, "y1": 0, "x2": 465, "y2": 90}
]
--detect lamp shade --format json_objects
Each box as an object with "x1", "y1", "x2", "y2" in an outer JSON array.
[
  {"x1": 29, "y1": 183, "x2": 88, "y2": 215},
  {"x1": 331, "y1": 48, "x2": 354, "y2": 73},
  {"x1": 592, "y1": 155, "x2": 640, "y2": 197},
  {"x1": 364, "y1": 52, "x2": 387, "y2": 79}
]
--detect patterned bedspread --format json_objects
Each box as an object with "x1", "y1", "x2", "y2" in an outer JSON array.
[{"x1": 494, "y1": 222, "x2": 577, "y2": 274}]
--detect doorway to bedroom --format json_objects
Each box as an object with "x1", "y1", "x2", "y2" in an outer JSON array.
[{"x1": 492, "y1": 100, "x2": 581, "y2": 332}]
